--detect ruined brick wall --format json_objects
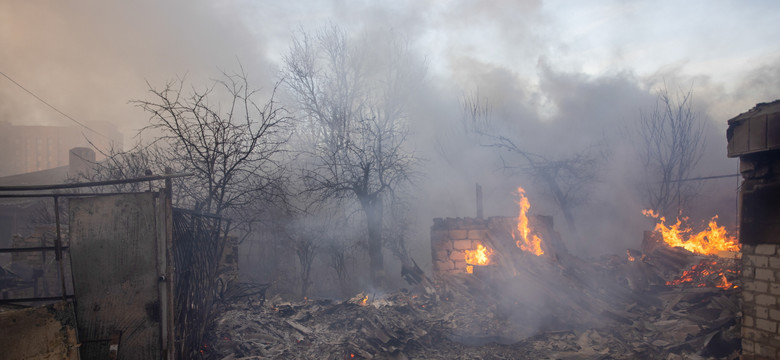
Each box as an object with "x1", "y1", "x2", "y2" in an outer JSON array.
[
  {"x1": 430, "y1": 217, "x2": 490, "y2": 276},
  {"x1": 726, "y1": 101, "x2": 780, "y2": 360},
  {"x1": 741, "y1": 244, "x2": 780, "y2": 358},
  {"x1": 431, "y1": 215, "x2": 567, "y2": 278},
  {"x1": 430, "y1": 215, "x2": 564, "y2": 278}
]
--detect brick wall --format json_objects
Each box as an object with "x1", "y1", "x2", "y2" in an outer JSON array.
[
  {"x1": 430, "y1": 217, "x2": 490, "y2": 276},
  {"x1": 430, "y1": 215, "x2": 563, "y2": 278},
  {"x1": 742, "y1": 244, "x2": 780, "y2": 358},
  {"x1": 726, "y1": 100, "x2": 780, "y2": 360}
]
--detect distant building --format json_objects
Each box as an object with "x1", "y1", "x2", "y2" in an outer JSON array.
[
  {"x1": 0, "y1": 147, "x2": 97, "y2": 249},
  {"x1": 0, "y1": 121, "x2": 122, "y2": 177}
]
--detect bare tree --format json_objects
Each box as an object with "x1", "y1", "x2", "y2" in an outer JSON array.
[
  {"x1": 384, "y1": 194, "x2": 414, "y2": 265},
  {"x1": 282, "y1": 26, "x2": 424, "y2": 288},
  {"x1": 638, "y1": 86, "x2": 705, "y2": 217},
  {"x1": 286, "y1": 221, "x2": 320, "y2": 299},
  {"x1": 134, "y1": 68, "x2": 292, "y2": 216},
  {"x1": 460, "y1": 93, "x2": 599, "y2": 233}
]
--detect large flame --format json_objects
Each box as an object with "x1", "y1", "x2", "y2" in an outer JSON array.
[
  {"x1": 465, "y1": 244, "x2": 492, "y2": 265},
  {"x1": 513, "y1": 187, "x2": 544, "y2": 256},
  {"x1": 643, "y1": 210, "x2": 740, "y2": 256},
  {"x1": 465, "y1": 244, "x2": 492, "y2": 274}
]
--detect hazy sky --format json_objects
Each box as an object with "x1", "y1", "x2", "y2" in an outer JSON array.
[
  {"x1": 1, "y1": 1, "x2": 778, "y2": 133},
  {"x1": 2, "y1": 0, "x2": 778, "y2": 255}
]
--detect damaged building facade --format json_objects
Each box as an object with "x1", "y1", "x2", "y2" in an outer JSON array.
[{"x1": 727, "y1": 100, "x2": 780, "y2": 359}]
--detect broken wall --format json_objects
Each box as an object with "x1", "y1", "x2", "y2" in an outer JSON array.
[
  {"x1": 727, "y1": 100, "x2": 780, "y2": 359},
  {"x1": 0, "y1": 302, "x2": 80, "y2": 359}
]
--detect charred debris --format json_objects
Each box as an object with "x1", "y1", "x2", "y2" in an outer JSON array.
[{"x1": 203, "y1": 216, "x2": 741, "y2": 360}]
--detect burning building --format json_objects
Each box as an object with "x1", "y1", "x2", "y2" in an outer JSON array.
[{"x1": 430, "y1": 187, "x2": 565, "y2": 278}]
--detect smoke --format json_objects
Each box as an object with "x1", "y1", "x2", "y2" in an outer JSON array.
[
  {"x1": 3, "y1": 0, "x2": 779, "y2": 293},
  {"x1": 0, "y1": 0, "x2": 272, "y2": 143}
]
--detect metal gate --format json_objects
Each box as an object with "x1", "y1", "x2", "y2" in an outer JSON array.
[{"x1": 69, "y1": 192, "x2": 170, "y2": 359}]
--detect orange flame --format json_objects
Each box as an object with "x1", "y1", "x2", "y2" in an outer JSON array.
[
  {"x1": 643, "y1": 210, "x2": 740, "y2": 256},
  {"x1": 627, "y1": 250, "x2": 636, "y2": 262},
  {"x1": 465, "y1": 244, "x2": 492, "y2": 273},
  {"x1": 360, "y1": 295, "x2": 368, "y2": 306},
  {"x1": 465, "y1": 244, "x2": 492, "y2": 265},
  {"x1": 513, "y1": 187, "x2": 544, "y2": 256},
  {"x1": 665, "y1": 260, "x2": 738, "y2": 289},
  {"x1": 715, "y1": 274, "x2": 735, "y2": 290}
]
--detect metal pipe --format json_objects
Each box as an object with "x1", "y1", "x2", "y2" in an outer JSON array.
[{"x1": 0, "y1": 173, "x2": 193, "y2": 192}]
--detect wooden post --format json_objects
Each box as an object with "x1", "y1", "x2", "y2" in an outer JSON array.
[
  {"x1": 476, "y1": 183, "x2": 483, "y2": 219},
  {"x1": 53, "y1": 196, "x2": 68, "y2": 300},
  {"x1": 163, "y1": 167, "x2": 175, "y2": 360}
]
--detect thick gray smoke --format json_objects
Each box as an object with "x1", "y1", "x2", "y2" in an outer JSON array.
[{"x1": 3, "y1": 0, "x2": 779, "y2": 279}]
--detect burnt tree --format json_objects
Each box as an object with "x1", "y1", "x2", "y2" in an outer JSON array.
[
  {"x1": 133, "y1": 69, "x2": 292, "y2": 217},
  {"x1": 638, "y1": 85, "x2": 705, "y2": 218},
  {"x1": 282, "y1": 26, "x2": 424, "y2": 288},
  {"x1": 459, "y1": 94, "x2": 598, "y2": 233}
]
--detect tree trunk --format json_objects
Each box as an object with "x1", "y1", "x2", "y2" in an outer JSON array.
[{"x1": 363, "y1": 197, "x2": 385, "y2": 289}]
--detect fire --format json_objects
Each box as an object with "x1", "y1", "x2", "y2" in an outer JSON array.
[
  {"x1": 715, "y1": 274, "x2": 735, "y2": 290},
  {"x1": 627, "y1": 250, "x2": 635, "y2": 262},
  {"x1": 643, "y1": 210, "x2": 740, "y2": 256},
  {"x1": 465, "y1": 244, "x2": 492, "y2": 273},
  {"x1": 513, "y1": 187, "x2": 544, "y2": 256},
  {"x1": 665, "y1": 260, "x2": 739, "y2": 289},
  {"x1": 360, "y1": 295, "x2": 368, "y2": 306}
]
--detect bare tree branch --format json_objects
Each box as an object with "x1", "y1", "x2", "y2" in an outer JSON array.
[
  {"x1": 282, "y1": 25, "x2": 424, "y2": 288},
  {"x1": 638, "y1": 84, "x2": 706, "y2": 217}
]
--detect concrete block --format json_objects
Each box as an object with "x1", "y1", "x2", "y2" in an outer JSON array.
[
  {"x1": 757, "y1": 342, "x2": 778, "y2": 358},
  {"x1": 434, "y1": 250, "x2": 450, "y2": 261},
  {"x1": 770, "y1": 283, "x2": 780, "y2": 296},
  {"x1": 449, "y1": 230, "x2": 468, "y2": 240},
  {"x1": 757, "y1": 318, "x2": 778, "y2": 333},
  {"x1": 744, "y1": 265, "x2": 756, "y2": 278},
  {"x1": 757, "y1": 294, "x2": 778, "y2": 307},
  {"x1": 756, "y1": 268, "x2": 776, "y2": 281},
  {"x1": 770, "y1": 310, "x2": 780, "y2": 321},
  {"x1": 745, "y1": 315, "x2": 756, "y2": 327},
  {"x1": 431, "y1": 238, "x2": 453, "y2": 251},
  {"x1": 745, "y1": 291, "x2": 755, "y2": 303},
  {"x1": 757, "y1": 306, "x2": 769, "y2": 319},
  {"x1": 743, "y1": 339, "x2": 755, "y2": 354},
  {"x1": 756, "y1": 244, "x2": 778, "y2": 255},
  {"x1": 770, "y1": 257, "x2": 780, "y2": 269},
  {"x1": 452, "y1": 240, "x2": 473, "y2": 250},
  {"x1": 747, "y1": 280, "x2": 770, "y2": 293},
  {"x1": 449, "y1": 250, "x2": 465, "y2": 261},
  {"x1": 434, "y1": 260, "x2": 454, "y2": 271},
  {"x1": 748, "y1": 255, "x2": 769, "y2": 268},
  {"x1": 467, "y1": 230, "x2": 485, "y2": 240},
  {"x1": 744, "y1": 327, "x2": 760, "y2": 340}
]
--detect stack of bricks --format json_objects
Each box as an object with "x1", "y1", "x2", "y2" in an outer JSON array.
[
  {"x1": 742, "y1": 243, "x2": 780, "y2": 358},
  {"x1": 430, "y1": 217, "x2": 490, "y2": 276}
]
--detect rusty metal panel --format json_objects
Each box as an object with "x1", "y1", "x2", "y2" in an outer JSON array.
[{"x1": 69, "y1": 193, "x2": 162, "y2": 359}]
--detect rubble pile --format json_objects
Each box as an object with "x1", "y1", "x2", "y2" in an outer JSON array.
[{"x1": 203, "y1": 246, "x2": 740, "y2": 360}]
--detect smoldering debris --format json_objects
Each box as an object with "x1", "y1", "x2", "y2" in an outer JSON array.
[{"x1": 202, "y1": 241, "x2": 740, "y2": 360}]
